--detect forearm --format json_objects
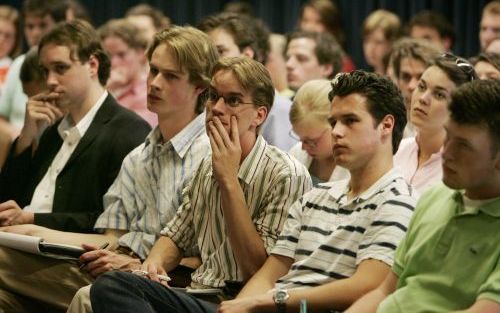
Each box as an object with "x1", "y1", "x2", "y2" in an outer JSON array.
[
  {"x1": 237, "y1": 255, "x2": 293, "y2": 298},
  {"x1": 145, "y1": 236, "x2": 183, "y2": 272},
  {"x1": 220, "y1": 179, "x2": 268, "y2": 279}
]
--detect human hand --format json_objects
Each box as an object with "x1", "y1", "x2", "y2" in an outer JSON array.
[
  {"x1": 21, "y1": 92, "x2": 63, "y2": 142},
  {"x1": 217, "y1": 295, "x2": 267, "y2": 313},
  {"x1": 0, "y1": 200, "x2": 34, "y2": 226},
  {"x1": 141, "y1": 260, "x2": 170, "y2": 287},
  {"x1": 208, "y1": 116, "x2": 241, "y2": 187},
  {"x1": 79, "y1": 243, "x2": 141, "y2": 278}
]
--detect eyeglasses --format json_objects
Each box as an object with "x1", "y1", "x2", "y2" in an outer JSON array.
[
  {"x1": 289, "y1": 128, "x2": 330, "y2": 149},
  {"x1": 440, "y1": 53, "x2": 476, "y2": 82},
  {"x1": 207, "y1": 88, "x2": 253, "y2": 108}
]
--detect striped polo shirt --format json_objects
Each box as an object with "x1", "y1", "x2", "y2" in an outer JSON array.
[
  {"x1": 161, "y1": 135, "x2": 312, "y2": 288},
  {"x1": 94, "y1": 113, "x2": 210, "y2": 259},
  {"x1": 272, "y1": 167, "x2": 416, "y2": 290}
]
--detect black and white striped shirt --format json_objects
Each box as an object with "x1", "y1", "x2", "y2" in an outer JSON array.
[{"x1": 272, "y1": 168, "x2": 416, "y2": 290}]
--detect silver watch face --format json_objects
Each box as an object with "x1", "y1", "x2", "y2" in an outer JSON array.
[{"x1": 275, "y1": 289, "x2": 289, "y2": 303}]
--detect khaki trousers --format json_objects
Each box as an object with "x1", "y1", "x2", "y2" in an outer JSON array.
[
  {"x1": 67, "y1": 285, "x2": 92, "y2": 313},
  {"x1": 0, "y1": 247, "x2": 93, "y2": 312}
]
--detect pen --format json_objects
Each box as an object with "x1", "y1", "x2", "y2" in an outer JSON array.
[{"x1": 79, "y1": 242, "x2": 109, "y2": 270}]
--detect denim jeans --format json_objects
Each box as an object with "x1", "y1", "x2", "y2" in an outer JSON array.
[{"x1": 90, "y1": 272, "x2": 218, "y2": 313}]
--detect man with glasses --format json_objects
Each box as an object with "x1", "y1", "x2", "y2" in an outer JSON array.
[
  {"x1": 90, "y1": 56, "x2": 312, "y2": 313},
  {"x1": 346, "y1": 79, "x2": 500, "y2": 313}
]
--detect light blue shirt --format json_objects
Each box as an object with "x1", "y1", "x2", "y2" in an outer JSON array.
[
  {"x1": 0, "y1": 54, "x2": 27, "y2": 129},
  {"x1": 261, "y1": 93, "x2": 298, "y2": 151},
  {"x1": 93, "y1": 113, "x2": 210, "y2": 259}
]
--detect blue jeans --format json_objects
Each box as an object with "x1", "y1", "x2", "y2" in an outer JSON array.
[{"x1": 90, "y1": 272, "x2": 218, "y2": 313}]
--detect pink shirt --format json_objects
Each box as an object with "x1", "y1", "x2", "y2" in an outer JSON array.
[
  {"x1": 112, "y1": 75, "x2": 157, "y2": 127},
  {"x1": 394, "y1": 137, "x2": 443, "y2": 195}
]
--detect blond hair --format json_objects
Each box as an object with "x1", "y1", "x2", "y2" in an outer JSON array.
[
  {"x1": 363, "y1": 10, "x2": 401, "y2": 43},
  {"x1": 147, "y1": 26, "x2": 219, "y2": 113},
  {"x1": 290, "y1": 79, "x2": 332, "y2": 127}
]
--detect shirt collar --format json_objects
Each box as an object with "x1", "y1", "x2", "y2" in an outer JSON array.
[
  {"x1": 144, "y1": 112, "x2": 206, "y2": 159},
  {"x1": 328, "y1": 167, "x2": 403, "y2": 206},
  {"x1": 453, "y1": 191, "x2": 500, "y2": 217},
  {"x1": 57, "y1": 91, "x2": 108, "y2": 140}
]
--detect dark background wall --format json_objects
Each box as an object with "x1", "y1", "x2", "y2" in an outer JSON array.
[{"x1": 5, "y1": 0, "x2": 492, "y2": 69}]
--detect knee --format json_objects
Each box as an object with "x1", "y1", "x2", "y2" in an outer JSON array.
[{"x1": 90, "y1": 272, "x2": 128, "y2": 301}]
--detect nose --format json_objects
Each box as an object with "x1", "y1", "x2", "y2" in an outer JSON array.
[
  {"x1": 211, "y1": 96, "x2": 227, "y2": 114},
  {"x1": 408, "y1": 77, "x2": 419, "y2": 93},
  {"x1": 285, "y1": 56, "x2": 295, "y2": 70},
  {"x1": 46, "y1": 71, "x2": 58, "y2": 89},
  {"x1": 417, "y1": 89, "x2": 431, "y2": 106},
  {"x1": 111, "y1": 55, "x2": 120, "y2": 68},
  {"x1": 149, "y1": 72, "x2": 162, "y2": 91},
  {"x1": 331, "y1": 121, "x2": 345, "y2": 139}
]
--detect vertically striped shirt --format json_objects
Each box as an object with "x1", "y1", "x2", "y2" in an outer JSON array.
[
  {"x1": 94, "y1": 113, "x2": 210, "y2": 259},
  {"x1": 161, "y1": 136, "x2": 312, "y2": 288},
  {"x1": 272, "y1": 168, "x2": 416, "y2": 290}
]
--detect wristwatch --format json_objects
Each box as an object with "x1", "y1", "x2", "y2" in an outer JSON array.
[{"x1": 273, "y1": 288, "x2": 289, "y2": 313}]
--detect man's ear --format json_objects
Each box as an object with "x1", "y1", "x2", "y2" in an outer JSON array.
[
  {"x1": 88, "y1": 54, "x2": 99, "y2": 77},
  {"x1": 241, "y1": 46, "x2": 255, "y2": 60},
  {"x1": 253, "y1": 106, "x2": 268, "y2": 128},
  {"x1": 321, "y1": 63, "x2": 334, "y2": 79},
  {"x1": 380, "y1": 114, "x2": 395, "y2": 137}
]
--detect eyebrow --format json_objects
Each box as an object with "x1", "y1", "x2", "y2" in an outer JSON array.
[
  {"x1": 149, "y1": 62, "x2": 183, "y2": 75},
  {"x1": 209, "y1": 85, "x2": 245, "y2": 97},
  {"x1": 421, "y1": 78, "x2": 451, "y2": 94}
]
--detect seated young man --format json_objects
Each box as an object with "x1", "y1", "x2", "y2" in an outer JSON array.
[
  {"x1": 89, "y1": 56, "x2": 312, "y2": 313},
  {"x1": 0, "y1": 19, "x2": 150, "y2": 233},
  {"x1": 0, "y1": 25, "x2": 218, "y2": 312},
  {"x1": 217, "y1": 70, "x2": 417, "y2": 313},
  {"x1": 346, "y1": 79, "x2": 500, "y2": 312}
]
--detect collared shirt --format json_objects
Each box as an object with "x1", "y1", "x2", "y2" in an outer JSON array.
[
  {"x1": 289, "y1": 142, "x2": 350, "y2": 186},
  {"x1": 94, "y1": 113, "x2": 209, "y2": 259},
  {"x1": 394, "y1": 137, "x2": 442, "y2": 195},
  {"x1": 378, "y1": 184, "x2": 500, "y2": 312},
  {"x1": 25, "y1": 91, "x2": 108, "y2": 213},
  {"x1": 260, "y1": 93, "x2": 298, "y2": 151},
  {"x1": 161, "y1": 136, "x2": 312, "y2": 288},
  {"x1": 272, "y1": 167, "x2": 416, "y2": 290}
]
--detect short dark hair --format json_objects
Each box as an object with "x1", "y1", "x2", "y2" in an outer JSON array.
[
  {"x1": 197, "y1": 12, "x2": 270, "y2": 65},
  {"x1": 299, "y1": 0, "x2": 345, "y2": 47},
  {"x1": 408, "y1": 10, "x2": 455, "y2": 47},
  {"x1": 286, "y1": 30, "x2": 342, "y2": 79},
  {"x1": 125, "y1": 4, "x2": 170, "y2": 31},
  {"x1": 434, "y1": 53, "x2": 478, "y2": 86},
  {"x1": 328, "y1": 70, "x2": 406, "y2": 154},
  {"x1": 20, "y1": 47, "x2": 44, "y2": 84},
  {"x1": 470, "y1": 52, "x2": 500, "y2": 71},
  {"x1": 22, "y1": 0, "x2": 69, "y2": 22},
  {"x1": 38, "y1": 19, "x2": 110, "y2": 86},
  {"x1": 389, "y1": 38, "x2": 441, "y2": 80},
  {"x1": 449, "y1": 80, "x2": 500, "y2": 150}
]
